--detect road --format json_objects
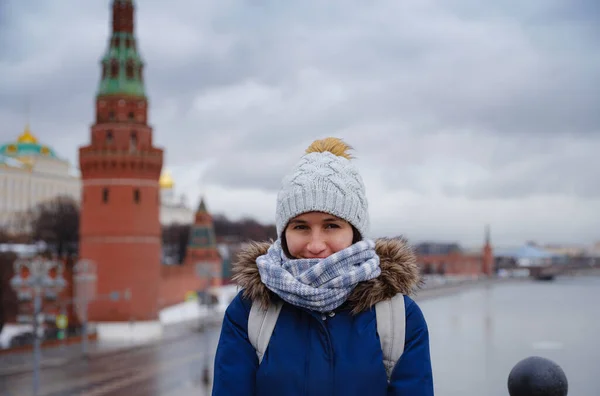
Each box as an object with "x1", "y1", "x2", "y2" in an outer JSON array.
[{"x1": 0, "y1": 327, "x2": 221, "y2": 396}]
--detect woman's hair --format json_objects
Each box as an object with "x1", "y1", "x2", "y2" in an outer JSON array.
[{"x1": 281, "y1": 223, "x2": 362, "y2": 259}]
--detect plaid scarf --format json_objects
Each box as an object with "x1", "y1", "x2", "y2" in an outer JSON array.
[{"x1": 256, "y1": 239, "x2": 381, "y2": 312}]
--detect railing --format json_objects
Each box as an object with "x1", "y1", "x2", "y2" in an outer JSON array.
[{"x1": 508, "y1": 356, "x2": 568, "y2": 396}]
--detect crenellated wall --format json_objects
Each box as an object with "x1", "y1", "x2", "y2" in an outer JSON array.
[
  {"x1": 158, "y1": 262, "x2": 221, "y2": 309},
  {"x1": 418, "y1": 252, "x2": 489, "y2": 276}
]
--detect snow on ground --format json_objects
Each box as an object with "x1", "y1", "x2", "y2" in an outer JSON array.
[
  {"x1": 159, "y1": 284, "x2": 239, "y2": 325},
  {"x1": 1, "y1": 285, "x2": 242, "y2": 347},
  {"x1": 0, "y1": 324, "x2": 30, "y2": 349}
]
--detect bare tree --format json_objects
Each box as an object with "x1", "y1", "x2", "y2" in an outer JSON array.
[
  {"x1": 160, "y1": 214, "x2": 277, "y2": 265},
  {"x1": 213, "y1": 215, "x2": 276, "y2": 242},
  {"x1": 0, "y1": 227, "x2": 9, "y2": 244},
  {"x1": 29, "y1": 196, "x2": 80, "y2": 259},
  {"x1": 162, "y1": 223, "x2": 191, "y2": 264},
  {"x1": 0, "y1": 252, "x2": 18, "y2": 335}
]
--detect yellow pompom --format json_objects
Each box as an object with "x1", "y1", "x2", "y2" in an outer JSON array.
[{"x1": 305, "y1": 137, "x2": 353, "y2": 159}]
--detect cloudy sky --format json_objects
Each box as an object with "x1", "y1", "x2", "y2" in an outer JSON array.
[{"x1": 1, "y1": 0, "x2": 599, "y2": 247}]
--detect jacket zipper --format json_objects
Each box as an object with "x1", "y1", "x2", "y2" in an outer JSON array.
[{"x1": 321, "y1": 311, "x2": 336, "y2": 396}]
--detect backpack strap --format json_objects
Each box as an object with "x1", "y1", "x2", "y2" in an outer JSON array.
[
  {"x1": 247, "y1": 295, "x2": 406, "y2": 376},
  {"x1": 375, "y1": 293, "x2": 406, "y2": 382},
  {"x1": 248, "y1": 300, "x2": 284, "y2": 364}
]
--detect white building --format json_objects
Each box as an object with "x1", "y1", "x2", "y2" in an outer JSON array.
[
  {"x1": 0, "y1": 125, "x2": 80, "y2": 231},
  {"x1": 0, "y1": 125, "x2": 193, "y2": 232},
  {"x1": 159, "y1": 169, "x2": 195, "y2": 226}
]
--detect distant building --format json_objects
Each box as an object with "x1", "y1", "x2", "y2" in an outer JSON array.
[
  {"x1": 415, "y1": 225, "x2": 494, "y2": 276},
  {"x1": 494, "y1": 245, "x2": 567, "y2": 268},
  {"x1": 543, "y1": 242, "x2": 600, "y2": 259},
  {"x1": 0, "y1": 125, "x2": 80, "y2": 231},
  {"x1": 589, "y1": 242, "x2": 600, "y2": 258},
  {"x1": 158, "y1": 169, "x2": 194, "y2": 226},
  {"x1": 0, "y1": 124, "x2": 193, "y2": 235}
]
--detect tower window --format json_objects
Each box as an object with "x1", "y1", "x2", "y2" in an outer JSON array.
[
  {"x1": 126, "y1": 61, "x2": 135, "y2": 79},
  {"x1": 130, "y1": 131, "x2": 137, "y2": 150},
  {"x1": 133, "y1": 188, "x2": 140, "y2": 203},
  {"x1": 109, "y1": 111, "x2": 115, "y2": 121},
  {"x1": 110, "y1": 60, "x2": 119, "y2": 78},
  {"x1": 102, "y1": 188, "x2": 109, "y2": 203},
  {"x1": 106, "y1": 130, "x2": 114, "y2": 143},
  {"x1": 128, "y1": 111, "x2": 135, "y2": 120}
]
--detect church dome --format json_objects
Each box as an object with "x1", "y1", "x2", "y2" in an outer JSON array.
[
  {"x1": 0, "y1": 124, "x2": 58, "y2": 159},
  {"x1": 17, "y1": 125, "x2": 38, "y2": 143},
  {"x1": 159, "y1": 169, "x2": 174, "y2": 189}
]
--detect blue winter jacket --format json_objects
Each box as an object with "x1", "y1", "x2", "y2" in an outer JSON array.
[{"x1": 212, "y1": 237, "x2": 434, "y2": 396}]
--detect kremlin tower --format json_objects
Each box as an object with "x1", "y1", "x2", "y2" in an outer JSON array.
[
  {"x1": 78, "y1": 0, "x2": 164, "y2": 324},
  {"x1": 158, "y1": 197, "x2": 223, "y2": 308},
  {"x1": 482, "y1": 224, "x2": 494, "y2": 276},
  {"x1": 184, "y1": 198, "x2": 223, "y2": 288}
]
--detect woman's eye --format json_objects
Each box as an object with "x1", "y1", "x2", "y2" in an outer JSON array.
[
  {"x1": 325, "y1": 223, "x2": 340, "y2": 229},
  {"x1": 293, "y1": 225, "x2": 308, "y2": 230}
]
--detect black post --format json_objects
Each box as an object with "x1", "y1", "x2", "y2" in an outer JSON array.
[{"x1": 508, "y1": 356, "x2": 568, "y2": 396}]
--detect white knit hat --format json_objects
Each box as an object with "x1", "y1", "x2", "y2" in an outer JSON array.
[{"x1": 276, "y1": 137, "x2": 369, "y2": 239}]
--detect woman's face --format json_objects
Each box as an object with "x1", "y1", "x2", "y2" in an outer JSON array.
[{"x1": 284, "y1": 211, "x2": 354, "y2": 259}]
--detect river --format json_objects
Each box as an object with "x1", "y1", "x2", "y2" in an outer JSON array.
[{"x1": 420, "y1": 275, "x2": 600, "y2": 395}]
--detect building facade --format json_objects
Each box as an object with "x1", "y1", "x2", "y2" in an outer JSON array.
[
  {"x1": 415, "y1": 226, "x2": 494, "y2": 277},
  {"x1": 0, "y1": 126, "x2": 80, "y2": 231},
  {"x1": 159, "y1": 170, "x2": 194, "y2": 225},
  {"x1": 0, "y1": 125, "x2": 191, "y2": 234}
]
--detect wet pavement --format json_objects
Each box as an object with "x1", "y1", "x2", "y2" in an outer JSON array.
[
  {"x1": 0, "y1": 327, "x2": 220, "y2": 396},
  {"x1": 1, "y1": 275, "x2": 598, "y2": 395}
]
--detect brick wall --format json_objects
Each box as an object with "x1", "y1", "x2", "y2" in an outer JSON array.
[
  {"x1": 158, "y1": 262, "x2": 221, "y2": 309},
  {"x1": 418, "y1": 253, "x2": 485, "y2": 276}
]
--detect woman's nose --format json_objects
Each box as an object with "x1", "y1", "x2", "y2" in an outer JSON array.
[{"x1": 306, "y1": 235, "x2": 327, "y2": 255}]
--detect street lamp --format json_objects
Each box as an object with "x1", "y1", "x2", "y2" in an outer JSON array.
[
  {"x1": 195, "y1": 261, "x2": 220, "y2": 390},
  {"x1": 73, "y1": 259, "x2": 97, "y2": 357},
  {"x1": 10, "y1": 256, "x2": 66, "y2": 396}
]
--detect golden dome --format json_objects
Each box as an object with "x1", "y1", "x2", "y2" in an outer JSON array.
[
  {"x1": 159, "y1": 169, "x2": 174, "y2": 189},
  {"x1": 17, "y1": 124, "x2": 38, "y2": 144}
]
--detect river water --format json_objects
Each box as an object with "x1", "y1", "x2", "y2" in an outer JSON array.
[{"x1": 420, "y1": 276, "x2": 600, "y2": 395}]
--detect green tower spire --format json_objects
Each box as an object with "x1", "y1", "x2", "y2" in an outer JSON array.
[
  {"x1": 187, "y1": 197, "x2": 218, "y2": 249},
  {"x1": 197, "y1": 197, "x2": 208, "y2": 213},
  {"x1": 97, "y1": 0, "x2": 145, "y2": 98}
]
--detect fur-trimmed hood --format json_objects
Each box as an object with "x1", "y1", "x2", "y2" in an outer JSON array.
[{"x1": 232, "y1": 237, "x2": 422, "y2": 314}]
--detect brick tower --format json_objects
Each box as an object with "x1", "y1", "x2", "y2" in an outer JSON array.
[
  {"x1": 78, "y1": 0, "x2": 164, "y2": 324},
  {"x1": 184, "y1": 198, "x2": 222, "y2": 288},
  {"x1": 482, "y1": 224, "x2": 494, "y2": 276}
]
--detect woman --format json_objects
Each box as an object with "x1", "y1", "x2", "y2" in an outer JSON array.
[{"x1": 212, "y1": 138, "x2": 434, "y2": 395}]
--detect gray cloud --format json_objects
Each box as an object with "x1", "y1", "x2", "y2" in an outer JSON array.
[
  {"x1": 142, "y1": 0, "x2": 600, "y2": 181},
  {"x1": 4, "y1": 0, "x2": 599, "y2": 142},
  {"x1": 442, "y1": 135, "x2": 600, "y2": 199},
  {"x1": 202, "y1": 146, "x2": 301, "y2": 191},
  {"x1": 1, "y1": 0, "x2": 599, "y2": 244}
]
